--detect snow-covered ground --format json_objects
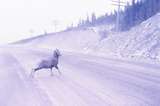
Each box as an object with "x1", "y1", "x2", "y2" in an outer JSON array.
[
  {"x1": 13, "y1": 29, "x2": 100, "y2": 54},
  {"x1": 1, "y1": 46, "x2": 160, "y2": 106},
  {"x1": 97, "y1": 13, "x2": 160, "y2": 60},
  {"x1": 1, "y1": 11, "x2": 160, "y2": 106},
  {"x1": 13, "y1": 13, "x2": 160, "y2": 61}
]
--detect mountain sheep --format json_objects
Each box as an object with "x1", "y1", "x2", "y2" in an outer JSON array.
[{"x1": 30, "y1": 49, "x2": 61, "y2": 77}]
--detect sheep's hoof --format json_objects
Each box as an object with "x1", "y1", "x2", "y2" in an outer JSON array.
[
  {"x1": 29, "y1": 74, "x2": 34, "y2": 78},
  {"x1": 29, "y1": 70, "x2": 35, "y2": 78},
  {"x1": 50, "y1": 73, "x2": 54, "y2": 76},
  {"x1": 29, "y1": 73, "x2": 34, "y2": 78},
  {"x1": 58, "y1": 71, "x2": 62, "y2": 75}
]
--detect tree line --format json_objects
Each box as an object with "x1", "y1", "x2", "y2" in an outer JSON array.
[
  {"x1": 74, "y1": 0, "x2": 160, "y2": 31},
  {"x1": 120, "y1": 0, "x2": 160, "y2": 30}
]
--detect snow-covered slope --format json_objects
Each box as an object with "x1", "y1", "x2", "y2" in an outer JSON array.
[
  {"x1": 14, "y1": 29, "x2": 100, "y2": 54},
  {"x1": 122, "y1": 13, "x2": 160, "y2": 59},
  {"x1": 13, "y1": 13, "x2": 160, "y2": 61},
  {"x1": 98, "y1": 13, "x2": 160, "y2": 60}
]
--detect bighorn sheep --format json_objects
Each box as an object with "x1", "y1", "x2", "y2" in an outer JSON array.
[{"x1": 30, "y1": 49, "x2": 61, "y2": 77}]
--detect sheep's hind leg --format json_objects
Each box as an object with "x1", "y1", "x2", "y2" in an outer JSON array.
[
  {"x1": 30, "y1": 69, "x2": 35, "y2": 78},
  {"x1": 50, "y1": 68, "x2": 54, "y2": 76},
  {"x1": 30, "y1": 68, "x2": 37, "y2": 78},
  {"x1": 30, "y1": 68, "x2": 41, "y2": 78},
  {"x1": 55, "y1": 65, "x2": 61, "y2": 75}
]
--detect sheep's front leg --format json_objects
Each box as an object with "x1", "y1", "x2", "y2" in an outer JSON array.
[
  {"x1": 50, "y1": 67, "x2": 54, "y2": 76},
  {"x1": 55, "y1": 65, "x2": 61, "y2": 75}
]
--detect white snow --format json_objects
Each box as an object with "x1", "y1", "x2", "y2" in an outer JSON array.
[
  {"x1": 97, "y1": 13, "x2": 160, "y2": 60},
  {"x1": 1, "y1": 46, "x2": 160, "y2": 106},
  {"x1": 13, "y1": 13, "x2": 160, "y2": 61},
  {"x1": 13, "y1": 29, "x2": 100, "y2": 54}
]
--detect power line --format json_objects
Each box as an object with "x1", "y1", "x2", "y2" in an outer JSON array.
[
  {"x1": 111, "y1": 0, "x2": 126, "y2": 4},
  {"x1": 110, "y1": 0, "x2": 127, "y2": 31}
]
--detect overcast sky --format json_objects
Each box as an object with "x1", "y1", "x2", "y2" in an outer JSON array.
[{"x1": 0, "y1": 0, "x2": 131, "y2": 45}]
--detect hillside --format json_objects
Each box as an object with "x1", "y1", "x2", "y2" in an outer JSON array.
[
  {"x1": 98, "y1": 13, "x2": 160, "y2": 60},
  {"x1": 14, "y1": 29, "x2": 100, "y2": 53},
  {"x1": 13, "y1": 13, "x2": 160, "y2": 61}
]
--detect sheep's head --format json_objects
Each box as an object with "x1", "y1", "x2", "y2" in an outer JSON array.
[{"x1": 53, "y1": 49, "x2": 61, "y2": 58}]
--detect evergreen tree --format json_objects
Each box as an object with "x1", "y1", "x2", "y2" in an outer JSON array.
[
  {"x1": 91, "y1": 13, "x2": 96, "y2": 26},
  {"x1": 121, "y1": 0, "x2": 160, "y2": 31}
]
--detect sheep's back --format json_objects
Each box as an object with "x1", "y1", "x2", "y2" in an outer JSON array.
[
  {"x1": 51, "y1": 58, "x2": 58, "y2": 66},
  {"x1": 39, "y1": 60, "x2": 52, "y2": 68}
]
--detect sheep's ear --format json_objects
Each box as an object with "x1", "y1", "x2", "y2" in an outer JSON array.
[
  {"x1": 54, "y1": 48, "x2": 58, "y2": 52},
  {"x1": 56, "y1": 48, "x2": 60, "y2": 52},
  {"x1": 56, "y1": 49, "x2": 61, "y2": 56}
]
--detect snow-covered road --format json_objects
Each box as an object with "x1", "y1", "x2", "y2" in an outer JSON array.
[{"x1": 1, "y1": 48, "x2": 160, "y2": 106}]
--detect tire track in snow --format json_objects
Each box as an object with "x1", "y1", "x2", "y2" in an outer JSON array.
[
  {"x1": 62, "y1": 55, "x2": 160, "y2": 106},
  {"x1": 8, "y1": 53, "x2": 54, "y2": 106},
  {"x1": 7, "y1": 48, "x2": 160, "y2": 106},
  {"x1": 38, "y1": 75, "x2": 111, "y2": 106}
]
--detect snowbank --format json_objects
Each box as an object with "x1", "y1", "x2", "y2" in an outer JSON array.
[{"x1": 13, "y1": 13, "x2": 160, "y2": 61}]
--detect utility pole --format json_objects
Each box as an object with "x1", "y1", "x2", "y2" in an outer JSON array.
[{"x1": 110, "y1": 0, "x2": 126, "y2": 31}]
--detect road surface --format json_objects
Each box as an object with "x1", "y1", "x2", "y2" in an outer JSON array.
[{"x1": 1, "y1": 48, "x2": 160, "y2": 106}]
